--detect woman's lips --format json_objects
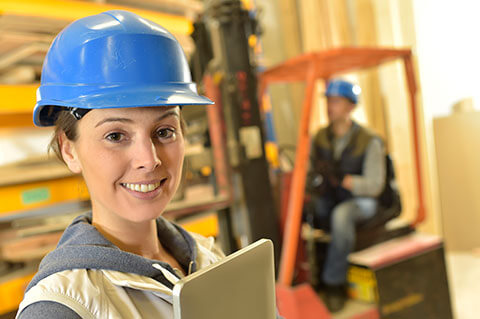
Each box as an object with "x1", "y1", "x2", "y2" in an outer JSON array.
[{"x1": 120, "y1": 178, "x2": 167, "y2": 200}]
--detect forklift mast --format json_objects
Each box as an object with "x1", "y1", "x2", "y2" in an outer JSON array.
[{"x1": 191, "y1": 0, "x2": 281, "y2": 262}]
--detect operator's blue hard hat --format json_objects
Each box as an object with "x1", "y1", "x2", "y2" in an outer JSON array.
[
  {"x1": 33, "y1": 10, "x2": 213, "y2": 127},
  {"x1": 325, "y1": 79, "x2": 361, "y2": 104}
]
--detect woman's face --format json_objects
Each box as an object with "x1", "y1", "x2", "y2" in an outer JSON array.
[{"x1": 61, "y1": 106, "x2": 184, "y2": 223}]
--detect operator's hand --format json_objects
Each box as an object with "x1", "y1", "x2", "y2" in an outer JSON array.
[{"x1": 341, "y1": 175, "x2": 354, "y2": 191}]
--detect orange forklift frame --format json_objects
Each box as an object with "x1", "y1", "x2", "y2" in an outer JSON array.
[{"x1": 258, "y1": 47, "x2": 424, "y2": 286}]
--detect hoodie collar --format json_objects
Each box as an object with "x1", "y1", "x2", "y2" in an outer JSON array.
[{"x1": 26, "y1": 212, "x2": 197, "y2": 292}]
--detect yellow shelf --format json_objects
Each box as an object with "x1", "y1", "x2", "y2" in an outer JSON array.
[
  {"x1": 0, "y1": 160, "x2": 89, "y2": 216},
  {"x1": 0, "y1": 269, "x2": 35, "y2": 314},
  {"x1": 0, "y1": 85, "x2": 37, "y2": 128},
  {"x1": 179, "y1": 212, "x2": 219, "y2": 238},
  {"x1": 0, "y1": 175, "x2": 89, "y2": 217},
  {"x1": 0, "y1": 85, "x2": 36, "y2": 114},
  {"x1": 0, "y1": 0, "x2": 193, "y2": 35}
]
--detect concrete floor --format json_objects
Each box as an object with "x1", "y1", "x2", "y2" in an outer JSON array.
[{"x1": 333, "y1": 299, "x2": 377, "y2": 319}]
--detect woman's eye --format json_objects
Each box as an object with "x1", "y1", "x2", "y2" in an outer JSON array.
[
  {"x1": 105, "y1": 132, "x2": 124, "y2": 142},
  {"x1": 156, "y1": 128, "x2": 176, "y2": 140}
]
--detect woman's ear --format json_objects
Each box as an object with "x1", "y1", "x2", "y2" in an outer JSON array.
[{"x1": 59, "y1": 132, "x2": 82, "y2": 173}]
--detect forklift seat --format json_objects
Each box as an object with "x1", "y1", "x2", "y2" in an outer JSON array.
[
  {"x1": 302, "y1": 191, "x2": 402, "y2": 251},
  {"x1": 301, "y1": 187, "x2": 404, "y2": 289},
  {"x1": 302, "y1": 154, "x2": 403, "y2": 251}
]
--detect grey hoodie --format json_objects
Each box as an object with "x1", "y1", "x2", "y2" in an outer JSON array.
[{"x1": 18, "y1": 213, "x2": 201, "y2": 318}]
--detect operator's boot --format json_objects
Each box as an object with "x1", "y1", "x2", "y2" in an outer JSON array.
[{"x1": 324, "y1": 284, "x2": 347, "y2": 313}]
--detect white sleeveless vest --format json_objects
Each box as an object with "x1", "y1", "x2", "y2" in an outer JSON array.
[{"x1": 17, "y1": 233, "x2": 224, "y2": 319}]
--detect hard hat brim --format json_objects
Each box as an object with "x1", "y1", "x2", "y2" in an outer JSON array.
[{"x1": 33, "y1": 83, "x2": 213, "y2": 126}]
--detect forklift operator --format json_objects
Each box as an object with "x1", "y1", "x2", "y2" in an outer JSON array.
[
  {"x1": 307, "y1": 79, "x2": 386, "y2": 312},
  {"x1": 16, "y1": 10, "x2": 226, "y2": 319}
]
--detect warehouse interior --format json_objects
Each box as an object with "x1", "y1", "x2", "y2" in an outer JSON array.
[{"x1": 0, "y1": 0, "x2": 479, "y2": 318}]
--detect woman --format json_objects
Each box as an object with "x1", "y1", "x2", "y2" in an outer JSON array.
[{"x1": 16, "y1": 10, "x2": 224, "y2": 319}]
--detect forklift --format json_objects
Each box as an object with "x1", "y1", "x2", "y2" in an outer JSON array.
[
  {"x1": 191, "y1": 1, "x2": 453, "y2": 318},
  {"x1": 259, "y1": 48, "x2": 454, "y2": 319}
]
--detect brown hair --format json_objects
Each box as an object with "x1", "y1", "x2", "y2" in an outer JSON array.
[
  {"x1": 49, "y1": 110, "x2": 80, "y2": 164},
  {"x1": 49, "y1": 108, "x2": 186, "y2": 164}
]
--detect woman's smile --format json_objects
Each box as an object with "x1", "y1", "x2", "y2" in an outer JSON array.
[
  {"x1": 119, "y1": 178, "x2": 169, "y2": 200},
  {"x1": 121, "y1": 181, "x2": 162, "y2": 193}
]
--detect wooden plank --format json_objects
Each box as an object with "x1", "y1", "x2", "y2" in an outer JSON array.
[
  {"x1": 278, "y1": 0, "x2": 302, "y2": 59},
  {"x1": 0, "y1": 231, "x2": 62, "y2": 262},
  {"x1": 330, "y1": 0, "x2": 352, "y2": 47},
  {"x1": 298, "y1": 0, "x2": 328, "y2": 52},
  {"x1": 0, "y1": 157, "x2": 74, "y2": 186},
  {"x1": 371, "y1": 0, "x2": 421, "y2": 225},
  {"x1": 354, "y1": 0, "x2": 387, "y2": 139},
  {"x1": 0, "y1": 222, "x2": 70, "y2": 242}
]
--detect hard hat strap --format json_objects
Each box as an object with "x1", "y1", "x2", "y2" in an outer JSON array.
[{"x1": 69, "y1": 107, "x2": 90, "y2": 120}]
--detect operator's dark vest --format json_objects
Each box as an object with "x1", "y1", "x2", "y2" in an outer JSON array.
[{"x1": 311, "y1": 122, "x2": 381, "y2": 202}]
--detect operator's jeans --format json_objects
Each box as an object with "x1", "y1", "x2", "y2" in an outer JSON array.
[{"x1": 312, "y1": 196, "x2": 377, "y2": 286}]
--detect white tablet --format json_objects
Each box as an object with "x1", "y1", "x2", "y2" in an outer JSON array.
[{"x1": 173, "y1": 238, "x2": 276, "y2": 319}]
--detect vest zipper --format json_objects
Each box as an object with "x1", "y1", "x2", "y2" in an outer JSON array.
[{"x1": 188, "y1": 260, "x2": 195, "y2": 275}]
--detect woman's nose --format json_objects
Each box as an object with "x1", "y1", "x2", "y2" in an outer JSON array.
[{"x1": 132, "y1": 138, "x2": 161, "y2": 171}]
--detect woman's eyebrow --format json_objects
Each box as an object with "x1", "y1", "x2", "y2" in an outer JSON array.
[
  {"x1": 95, "y1": 110, "x2": 179, "y2": 128},
  {"x1": 156, "y1": 110, "x2": 179, "y2": 122},
  {"x1": 95, "y1": 118, "x2": 133, "y2": 128}
]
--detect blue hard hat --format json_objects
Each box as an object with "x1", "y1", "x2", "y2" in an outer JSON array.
[
  {"x1": 33, "y1": 10, "x2": 213, "y2": 127},
  {"x1": 325, "y1": 79, "x2": 361, "y2": 104}
]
